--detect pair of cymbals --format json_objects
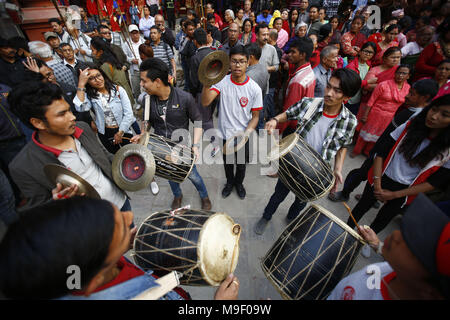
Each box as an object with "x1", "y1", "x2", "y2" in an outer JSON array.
[{"x1": 198, "y1": 50, "x2": 230, "y2": 87}]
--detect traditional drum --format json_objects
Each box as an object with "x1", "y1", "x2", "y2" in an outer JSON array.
[
  {"x1": 132, "y1": 208, "x2": 241, "y2": 286},
  {"x1": 146, "y1": 133, "x2": 195, "y2": 183},
  {"x1": 267, "y1": 133, "x2": 335, "y2": 202},
  {"x1": 261, "y1": 204, "x2": 364, "y2": 300}
]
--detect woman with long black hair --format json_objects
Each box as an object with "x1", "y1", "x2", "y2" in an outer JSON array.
[
  {"x1": 74, "y1": 66, "x2": 135, "y2": 154},
  {"x1": 90, "y1": 36, "x2": 135, "y2": 106},
  {"x1": 348, "y1": 89, "x2": 450, "y2": 235}
]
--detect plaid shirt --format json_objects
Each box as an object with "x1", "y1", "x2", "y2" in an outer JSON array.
[
  {"x1": 47, "y1": 60, "x2": 77, "y2": 88},
  {"x1": 323, "y1": 0, "x2": 341, "y2": 18},
  {"x1": 285, "y1": 97, "x2": 357, "y2": 163}
]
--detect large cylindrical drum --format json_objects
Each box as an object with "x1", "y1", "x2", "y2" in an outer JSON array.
[
  {"x1": 261, "y1": 204, "x2": 364, "y2": 300},
  {"x1": 146, "y1": 133, "x2": 195, "y2": 183},
  {"x1": 132, "y1": 209, "x2": 241, "y2": 286},
  {"x1": 267, "y1": 133, "x2": 335, "y2": 202}
]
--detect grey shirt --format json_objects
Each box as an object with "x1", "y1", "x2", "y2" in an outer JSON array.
[
  {"x1": 259, "y1": 44, "x2": 280, "y2": 94},
  {"x1": 246, "y1": 63, "x2": 270, "y2": 97},
  {"x1": 313, "y1": 63, "x2": 332, "y2": 98}
]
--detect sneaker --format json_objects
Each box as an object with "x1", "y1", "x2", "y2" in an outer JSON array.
[
  {"x1": 254, "y1": 218, "x2": 269, "y2": 235},
  {"x1": 361, "y1": 244, "x2": 371, "y2": 258},
  {"x1": 150, "y1": 181, "x2": 159, "y2": 195},
  {"x1": 235, "y1": 184, "x2": 246, "y2": 199},
  {"x1": 222, "y1": 183, "x2": 233, "y2": 198},
  {"x1": 328, "y1": 191, "x2": 350, "y2": 202},
  {"x1": 211, "y1": 146, "x2": 220, "y2": 158}
]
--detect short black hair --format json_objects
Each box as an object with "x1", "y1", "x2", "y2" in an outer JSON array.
[
  {"x1": 8, "y1": 36, "x2": 29, "y2": 52},
  {"x1": 8, "y1": 81, "x2": 64, "y2": 130},
  {"x1": 97, "y1": 24, "x2": 110, "y2": 33},
  {"x1": 309, "y1": 5, "x2": 320, "y2": 11},
  {"x1": 193, "y1": 28, "x2": 207, "y2": 45},
  {"x1": 207, "y1": 13, "x2": 215, "y2": 21},
  {"x1": 0, "y1": 197, "x2": 115, "y2": 299},
  {"x1": 140, "y1": 57, "x2": 170, "y2": 86},
  {"x1": 255, "y1": 22, "x2": 269, "y2": 35},
  {"x1": 150, "y1": 25, "x2": 161, "y2": 33},
  {"x1": 48, "y1": 18, "x2": 62, "y2": 25},
  {"x1": 229, "y1": 44, "x2": 249, "y2": 60},
  {"x1": 183, "y1": 19, "x2": 195, "y2": 29},
  {"x1": 330, "y1": 68, "x2": 362, "y2": 98},
  {"x1": 412, "y1": 79, "x2": 440, "y2": 102},
  {"x1": 244, "y1": 43, "x2": 262, "y2": 60},
  {"x1": 290, "y1": 37, "x2": 314, "y2": 61},
  {"x1": 59, "y1": 42, "x2": 72, "y2": 50}
]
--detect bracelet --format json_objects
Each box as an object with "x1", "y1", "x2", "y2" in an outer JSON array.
[
  {"x1": 373, "y1": 175, "x2": 380, "y2": 180},
  {"x1": 271, "y1": 117, "x2": 279, "y2": 125},
  {"x1": 77, "y1": 87, "x2": 86, "y2": 92}
]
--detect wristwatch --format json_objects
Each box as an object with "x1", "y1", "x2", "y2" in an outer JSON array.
[
  {"x1": 77, "y1": 87, "x2": 86, "y2": 92},
  {"x1": 270, "y1": 117, "x2": 279, "y2": 125}
]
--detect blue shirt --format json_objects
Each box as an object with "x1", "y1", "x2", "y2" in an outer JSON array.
[{"x1": 256, "y1": 14, "x2": 272, "y2": 25}]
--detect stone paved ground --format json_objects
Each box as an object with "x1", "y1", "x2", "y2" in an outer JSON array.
[{"x1": 124, "y1": 118, "x2": 398, "y2": 300}]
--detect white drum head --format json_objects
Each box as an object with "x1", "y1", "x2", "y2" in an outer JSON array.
[
  {"x1": 197, "y1": 213, "x2": 241, "y2": 286},
  {"x1": 267, "y1": 133, "x2": 298, "y2": 162}
]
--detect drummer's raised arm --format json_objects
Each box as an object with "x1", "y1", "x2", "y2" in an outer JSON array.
[{"x1": 201, "y1": 85, "x2": 219, "y2": 107}]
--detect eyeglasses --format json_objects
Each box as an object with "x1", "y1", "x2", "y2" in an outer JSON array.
[
  {"x1": 230, "y1": 59, "x2": 247, "y2": 66},
  {"x1": 88, "y1": 74, "x2": 103, "y2": 81},
  {"x1": 101, "y1": 31, "x2": 111, "y2": 35},
  {"x1": 361, "y1": 49, "x2": 374, "y2": 55},
  {"x1": 396, "y1": 71, "x2": 409, "y2": 76}
]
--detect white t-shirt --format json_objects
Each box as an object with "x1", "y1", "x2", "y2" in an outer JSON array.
[
  {"x1": 384, "y1": 122, "x2": 450, "y2": 185},
  {"x1": 327, "y1": 262, "x2": 395, "y2": 300},
  {"x1": 305, "y1": 113, "x2": 337, "y2": 154},
  {"x1": 401, "y1": 42, "x2": 423, "y2": 57},
  {"x1": 211, "y1": 75, "x2": 263, "y2": 140}
]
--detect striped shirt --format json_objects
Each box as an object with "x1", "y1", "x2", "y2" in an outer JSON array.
[
  {"x1": 47, "y1": 60, "x2": 77, "y2": 88},
  {"x1": 150, "y1": 41, "x2": 174, "y2": 74},
  {"x1": 285, "y1": 97, "x2": 357, "y2": 163}
]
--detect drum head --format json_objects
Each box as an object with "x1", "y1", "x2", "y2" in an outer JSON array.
[
  {"x1": 137, "y1": 132, "x2": 150, "y2": 146},
  {"x1": 223, "y1": 132, "x2": 249, "y2": 155},
  {"x1": 197, "y1": 213, "x2": 241, "y2": 286},
  {"x1": 112, "y1": 144, "x2": 156, "y2": 191},
  {"x1": 267, "y1": 133, "x2": 298, "y2": 162}
]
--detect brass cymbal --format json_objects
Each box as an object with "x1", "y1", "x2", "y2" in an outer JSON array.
[
  {"x1": 112, "y1": 144, "x2": 156, "y2": 191},
  {"x1": 44, "y1": 164, "x2": 101, "y2": 199},
  {"x1": 198, "y1": 50, "x2": 230, "y2": 87}
]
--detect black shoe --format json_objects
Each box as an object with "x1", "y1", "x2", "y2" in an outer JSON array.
[
  {"x1": 222, "y1": 183, "x2": 233, "y2": 198},
  {"x1": 235, "y1": 184, "x2": 246, "y2": 199},
  {"x1": 254, "y1": 218, "x2": 269, "y2": 235},
  {"x1": 328, "y1": 191, "x2": 350, "y2": 202}
]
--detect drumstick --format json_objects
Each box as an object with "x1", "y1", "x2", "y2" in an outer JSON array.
[{"x1": 343, "y1": 202, "x2": 360, "y2": 230}]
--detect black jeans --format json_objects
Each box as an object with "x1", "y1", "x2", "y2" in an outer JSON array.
[
  {"x1": 263, "y1": 178, "x2": 307, "y2": 221},
  {"x1": 348, "y1": 174, "x2": 408, "y2": 234},
  {"x1": 341, "y1": 156, "x2": 374, "y2": 197},
  {"x1": 222, "y1": 138, "x2": 249, "y2": 186}
]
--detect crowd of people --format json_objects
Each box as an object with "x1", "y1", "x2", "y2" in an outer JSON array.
[{"x1": 0, "y1": 0, "x2": 449, "y2": 301}]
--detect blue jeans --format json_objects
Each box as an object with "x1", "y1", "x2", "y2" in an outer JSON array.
[
  {"x1": 169, "y1": 165, "x2": 208, "y2": 199},
  {"x1": 263, "y1": 178, "x2": 307, "y2": 221},
  {"x1": 257, "y1": 93, "x2": 267, "y2": 131}
]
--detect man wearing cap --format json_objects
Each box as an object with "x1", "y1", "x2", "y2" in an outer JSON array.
[
  {"x1": 0, "y1": 37, "x2": 27, "y2": 88},
  {"x1": 44, "y1": 32, "x2": 63, "y2": 63},
  {"x1": 124, "y1": 24, "x2": 145, "y2": 101},
  {"x1": 327, "y1": 194, "x2": 450, "y2": 300}
]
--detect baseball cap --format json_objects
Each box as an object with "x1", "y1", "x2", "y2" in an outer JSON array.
[
  {"x1": 129, "y1": 24, "x2": 140, "y2": 33},
  {"x1": 401, "y1": 194, "x2": 450, "y2": 296},
  {"x1": 44, "y1": 32, "x2": 59, "y2": 41}
]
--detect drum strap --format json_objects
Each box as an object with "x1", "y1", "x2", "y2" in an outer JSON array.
[{"x1": 295, "y1": 98, "x2": 323, "y2": 133}]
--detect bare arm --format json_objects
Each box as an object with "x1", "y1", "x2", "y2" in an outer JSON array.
[
  {"x1": 332, "y1": 147, "x2": 347, "y2": 193},
  {"x1": 264, "y1": 112, "x2": 288, "y2": 134},
  {"x1": 201, "y1": 85, "x2": 219, "y2": 107},
  {"x1": 245, "y1": 109, "x2": 260, "y2": 135}
]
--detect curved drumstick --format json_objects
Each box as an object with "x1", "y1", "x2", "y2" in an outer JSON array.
[{"x1": 343, "y1": 202, "x2": 360, "y2": 231}]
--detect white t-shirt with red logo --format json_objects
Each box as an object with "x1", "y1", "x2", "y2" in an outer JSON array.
[
  {"x1": 211, "y1": 75, "x2": 263, "y2": 140},
  {"x1": 326, "y1": 262, "x2": 395, "y2": 300}
]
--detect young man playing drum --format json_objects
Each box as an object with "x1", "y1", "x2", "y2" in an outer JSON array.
[
  {"x1": 131, "y1": 58, "x2": 212, "y2": 210},
  {"x1": 254, "y1": 68, "x2": 361, "y2": 235},
  {"x1": 7, "y1": 81, "x2": 133, "y2": 215},
  {"x1": 201, "y1": 44, "x2": 263, "y2": 200},
  {"x1": 327, "y1": 194, "x2": 450, "y2": 300}
]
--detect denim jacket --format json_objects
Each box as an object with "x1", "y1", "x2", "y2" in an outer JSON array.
[
  {"x1": 73, "y1": 86, "x2": 136, "y2": 135},
  {"x1": 57, "y1": 270, "x2": 184, "y2": 300}
]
